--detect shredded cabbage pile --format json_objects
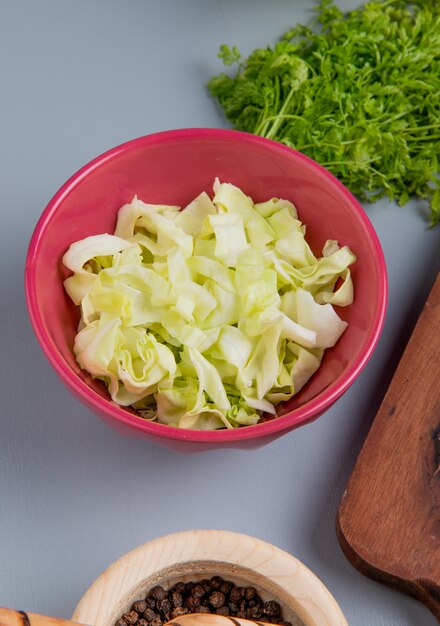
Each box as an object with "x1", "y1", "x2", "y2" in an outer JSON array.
[{"x1": 62, "y1": 180, "x2": 356, "y2": 430}]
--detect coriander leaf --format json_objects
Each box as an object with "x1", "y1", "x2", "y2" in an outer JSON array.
[{"x1": 208, "y1": 0, "x2": 440, "y2": 226}]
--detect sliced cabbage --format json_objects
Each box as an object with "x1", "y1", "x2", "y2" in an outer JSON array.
[{"x1": 63, "y1": 181, "x2": 356, "y2": 430}]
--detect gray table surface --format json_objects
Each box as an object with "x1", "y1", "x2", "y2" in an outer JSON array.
[{"x1": 1, "y1": 1, "x2": 439, "y2": 625}]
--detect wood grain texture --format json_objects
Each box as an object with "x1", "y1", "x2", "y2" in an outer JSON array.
[
  {"x1": 0, "y1": 608, "x2": 272, "y2": 626},
  {"x1": 165, "y1": 615, "x2": 272, "y2": 626},
  {"x1": 71, "y1": 531, "x2": 348, "y2": 626},
  {"x1": 0, "y1": 609, "x2": 85, "y2": 626},
  {"x1": 337, "y1": 273, "x2": 440, "y2": 620}
]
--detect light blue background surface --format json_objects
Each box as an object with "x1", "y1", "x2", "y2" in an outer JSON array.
[{"x1": 1, "y1": 2, "x2": 439, "y2": 625}]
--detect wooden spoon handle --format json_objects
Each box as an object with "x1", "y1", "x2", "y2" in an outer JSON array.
[
  {"x1": 0, "y1": 609, "x2": 85, "y2": 626},
  {"x1": 0, "y1": 609, "x2": 271, "y2": 626},
  {"x1": 165, "y1": 615, "x2": 272, "y2": 626}
]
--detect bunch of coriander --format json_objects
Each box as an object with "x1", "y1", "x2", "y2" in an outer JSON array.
[{"x1": 208, "y1": 0, "x2": 440, "y2": 226}]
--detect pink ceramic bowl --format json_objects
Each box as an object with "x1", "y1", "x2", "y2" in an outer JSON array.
[{"x1": 25, "y1": 128, "x2": 387, "y2": 451}]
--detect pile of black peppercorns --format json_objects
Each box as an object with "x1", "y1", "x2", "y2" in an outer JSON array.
[{"x1": 115, "y1": 577, "x2": 292, "y2": 626}]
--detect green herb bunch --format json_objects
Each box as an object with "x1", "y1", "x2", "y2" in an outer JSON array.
[{"x1": 208, "y1": 0, "x2": 440, "y2": 226}]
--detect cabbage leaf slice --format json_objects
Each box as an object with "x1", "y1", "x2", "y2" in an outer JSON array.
[{"x1": 63, "y1": 182, "x2": 356, "y2": 430}]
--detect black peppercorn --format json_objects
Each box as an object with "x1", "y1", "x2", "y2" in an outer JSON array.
[
  {"x1": 216, "y1": 606, "x2": 230, "y2": 616},
  {"x1": 201, "y1": 580, "x2": 212, "y2": 595},
  {"x1": 210, "y1": 576, "x2": 223, "y2": 589},
  {"x1": 116, "y1": 576, "x2": 287, "y2": 625},
  {"x1": 247, "y1": 606, "x2": 262, "y2": 620},
  {"x1": 123, "y1": 612, "x2": 139, "y2": 625},
  {"x1": 246, "y1": 606, "x2": 261, "y2": 620},
  {"x1": 209, "y1": 591, "x2": 225, "y2": 608},
  {"x1": 143, "y1": 609, "x2": 155, "y2": 622},
  {"x1": 185, "y1": 596, "x2": 201, "y2": 611},
  {"x1": 151, "y1": 587, "x2": 166, "y2": 601},
  {"x1": 263, "y1": 600, "x2": 281, "y2": 616},
  {"x1": 170, "y1": 592, "x2": 183, "y2": 608},
  {"x1": 173, "y1": 582, "x2": 186, "y2": 594},
  {"x1": 160, "y1": 600, "x2": 172, "y2": 614},
  {"x1": 192, "y1": 584, "x2": 205, "y2": 598},
  {"x1": 145, "y1": 598, "x2": 156, "y2": 611},
  {"x1": 220, "y1": 581, "x2": 233, "y2": 595},
  {"x1": 229, "y1": 587, "x2": 245, "y2": 603},
  {"x1": 245, "y1": 587, "x2": 256, "y2": 600}
]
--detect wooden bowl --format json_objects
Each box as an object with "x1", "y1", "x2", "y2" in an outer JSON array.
[{"x1": 72, "y1": 531, "x2": 347, "y2": 626}]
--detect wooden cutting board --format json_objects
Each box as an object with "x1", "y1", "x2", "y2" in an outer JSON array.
[{"x1": 337, "y1": 273, "x2": 440, "y2": 620}]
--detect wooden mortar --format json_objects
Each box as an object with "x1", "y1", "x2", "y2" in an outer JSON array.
[{"x1": 71, "y1": 531, "x2": 347, "y2": 626}]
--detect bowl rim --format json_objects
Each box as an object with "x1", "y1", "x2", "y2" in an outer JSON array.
[{"x1": 24, "y1": 127, "x2": 388, "y2": 443}]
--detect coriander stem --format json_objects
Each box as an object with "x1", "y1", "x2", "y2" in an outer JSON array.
[
  {"x1": 406, "y1": 135, "x2": 440, "y2": 142},
  {"x1": 320, "y1": 162, "x2": 347, "y2": 166},
  {"x1": 296, "y1": 141, "x2": 355, "y2": 150},
  {"x1": 265, "y1": 86, "x2": 297, "y2": 140},
  {"x1": 402, "y1": 124, "x2": 440, "y2": 132},
  {"x1": 260, "y1": 114, "x2": 308, "y2": 124},
  {"x1": 254, "y1": 100, "x2": 271, "y2": 136}
]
